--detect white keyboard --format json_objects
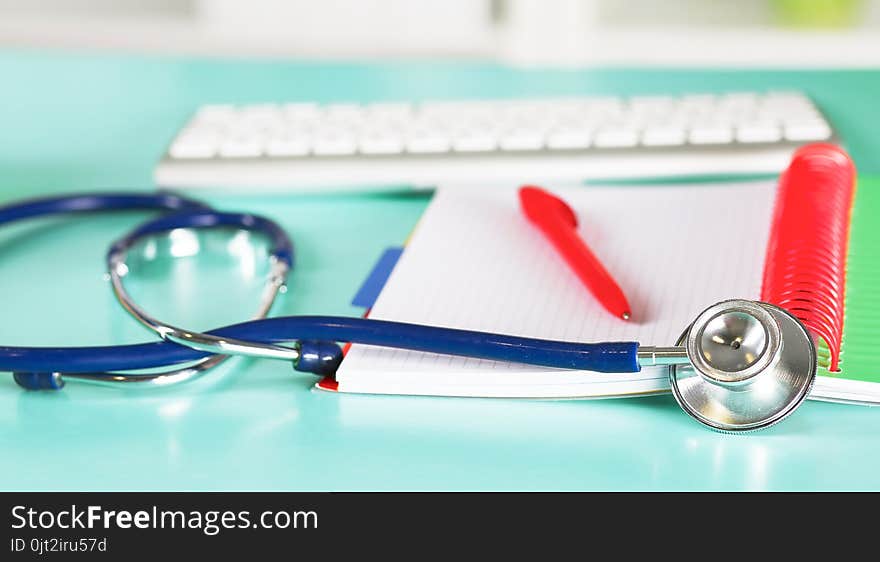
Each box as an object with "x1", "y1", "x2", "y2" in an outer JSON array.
[{"x1": 155, "y1": 91, "x2": 835, "y2": 192}]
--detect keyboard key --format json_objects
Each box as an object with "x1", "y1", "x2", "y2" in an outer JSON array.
[
  {"x1": 545, "y1": 129, "x2": 591, "y2": 149},
  {"x1": 406, "y1": 133, "x2": 451, "y2": 154},
  {"x1": 628, "y1": 97, "x2": 674, "y2": 122},
  {"x1": 583, "y1": 97, "x2": 625, "y2": 116},
  {"x1": 717, "y1": 93, "x2": 758, "y2": 121},
  {"x1": 234, "y1": 105, "x2": 282, "y2": 133},
  {"x1": 266, "y1": 134, "x2": 311, "y2": 156},
  {"x1": 689, "y1": 126, "x2": 734, "y2": 145},
  {"x1": 783, "y1": 120, "x2": 832, "y2": 141},
  {"x1": 736, "y1": 121, "x2": 782, "y2": 143},
  {"x1": 359, "y1": 133, "x2": 404, "y2": 154},
  {"x1": 499, "y1": 129, "x2": 544, "y2": 151},
  {"x1": 324, "y1": 104, "x2": 364, "y2": 124},
  {"x1": 219, "y1": 136, "x2": 263, "y2": 157},
  {"x1": 641, "y1": 126, "x2": 687, "y2": 147},
  {"x1": 313, "y1": 133, "x2": 357, "y2": 156},
  {"x1": 452, "y1": 133, "x2": 497, "y2": 152},
  {"x1": 365, "y1": 103, "x2": 413, "y2": 124},
  {"x1": 678, "y1": 94, "x2": 716, "y2": 111},
  {"x1": 719, "y1": 92, "x2": 759, "y2": 107},
  {"x1": 170, "y1": 134, "x2": 219, "y2": 158},
  {"x1": 594, "y1": 128, "x2": 639, "y2": 148},
  {"x1": 283, "y1": 103, "x2": 321, "y2": 123}
]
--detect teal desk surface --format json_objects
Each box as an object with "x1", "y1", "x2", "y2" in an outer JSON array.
[{"x1": 2, "y1": 50, "x2": 880, "y2": 491}]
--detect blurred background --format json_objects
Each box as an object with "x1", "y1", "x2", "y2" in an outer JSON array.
[{"x1": 0, "y1": 0, "x2": 878, "y2": 66}]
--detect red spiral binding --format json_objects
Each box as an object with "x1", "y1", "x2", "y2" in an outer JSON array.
[{"x1": 761, "y1": 143, "x2": 856, "y2": 372}]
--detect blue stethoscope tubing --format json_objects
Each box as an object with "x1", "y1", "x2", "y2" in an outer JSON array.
[{"x1": 0, "y1": 192, "x2": 640, "y2": 390}]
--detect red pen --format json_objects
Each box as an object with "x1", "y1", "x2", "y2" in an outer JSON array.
[{"x1": 519, "y1": 185, "x2": 632, "y2": 321}]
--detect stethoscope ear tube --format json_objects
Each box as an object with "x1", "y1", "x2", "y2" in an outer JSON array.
[
  {"x1": 108, "y1": 210, "x2": 294, "y2": 268},
  {"x1": 0, "y1": 192, "x2": 210, "y2": 224},
  {"x1": 104, "y1": 209, "x2": 298, "y2": 386}
]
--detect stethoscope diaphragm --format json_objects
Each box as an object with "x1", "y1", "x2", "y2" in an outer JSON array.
[{"x1": 669, "y1": 300, "x2": 816, "y2": 432}]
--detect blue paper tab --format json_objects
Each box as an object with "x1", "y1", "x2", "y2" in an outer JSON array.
[{"x1": 352, "y1": 247, "x2": 404, "y2": 308}]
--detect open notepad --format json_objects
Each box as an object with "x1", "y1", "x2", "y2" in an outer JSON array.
[{"x1": 332, "y1": 181, "x2": 778, "y2": 398}]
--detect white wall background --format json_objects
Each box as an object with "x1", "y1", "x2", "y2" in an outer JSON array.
[{"x1": 0, "y1": 0, "x2": 878, "y2": 66}]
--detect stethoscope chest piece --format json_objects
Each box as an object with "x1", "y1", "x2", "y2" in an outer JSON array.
[{"x1": 669, "y1": 299, "x2": 817, "y2": 432}]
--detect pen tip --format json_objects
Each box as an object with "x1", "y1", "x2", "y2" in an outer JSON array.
[{"x1": 621, "y1": 312, "x2": 631, "y2": 321}]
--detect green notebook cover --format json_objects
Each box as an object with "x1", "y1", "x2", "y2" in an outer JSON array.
[{"x1": 827, "y1": 175, "x2": 879, "y2": 383}]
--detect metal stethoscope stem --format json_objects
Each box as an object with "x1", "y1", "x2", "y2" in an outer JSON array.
[{"x1": 636, "y1": 347, "x2": 690, "y2": 366}]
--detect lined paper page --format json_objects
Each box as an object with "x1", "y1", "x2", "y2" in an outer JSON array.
[{"x1": 336, "y1": 182, "x2": 777, "y2": 397}]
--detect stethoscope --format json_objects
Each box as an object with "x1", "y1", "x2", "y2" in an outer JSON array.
[{"x1": 0, "y1": 192, "x2": 817, "y2": 432}]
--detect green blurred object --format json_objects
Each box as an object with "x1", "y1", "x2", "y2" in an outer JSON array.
[
  {"x1": 773, "y1": 0, "x2": 864, "y2": 28},
  {"x1": 832, "y1": 175, "x2": 880, "y2": 382}
]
